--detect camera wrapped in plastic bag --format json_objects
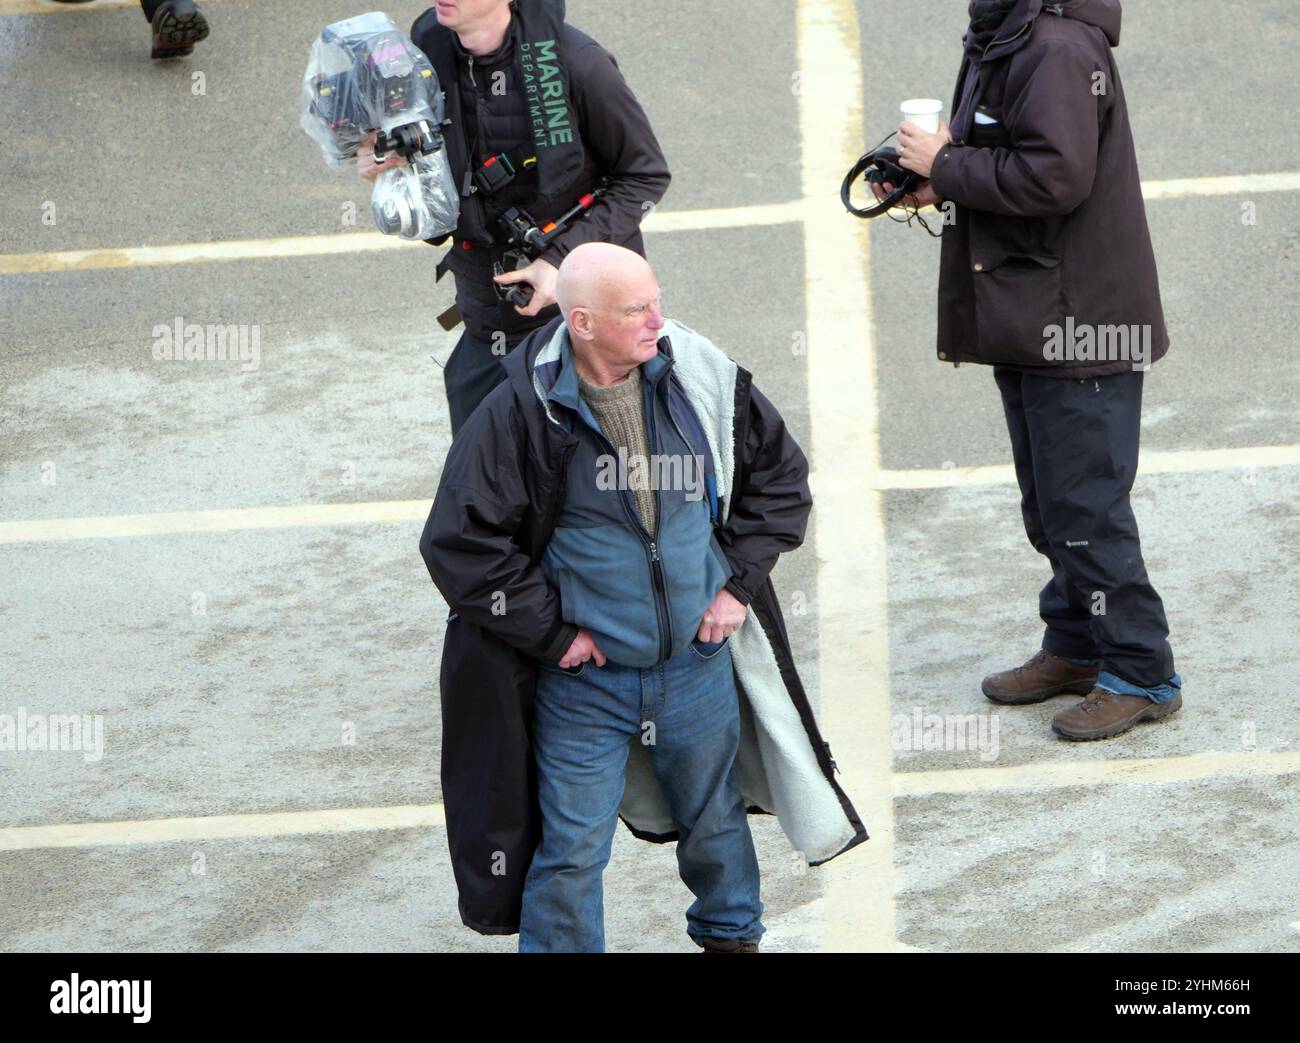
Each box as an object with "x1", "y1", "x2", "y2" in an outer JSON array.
[{"x1": 300, "y1": 11, "x2": 460, "y2": 240}]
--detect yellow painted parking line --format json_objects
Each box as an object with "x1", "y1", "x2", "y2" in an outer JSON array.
[
  {"x1": 874, "y1": 443, "x2": 1300, "y2": 490},
  {"x1": 0, "y1": 203, "x2": 806, "y2": 277},
  {"x1": 2, "y1": 0, "x2": 135, "y2": 12},
  {"x1": 0, "y1": 0, "x2": 227, "y2": 11},
  {"x1": 0, "y1": 804, "x2": 445, "y2": 851},
  {"x1": 1141, "y1": 172, "x2": 1300, "y2": 200},
  {"x1": 3, "y1": 168, "x2": 1294, "y2": 276},
  {"x1": 0, "y1": 500, "x2": 429, "y2": 545},
  {"x1": 894, "y1": 749, "x2": 1300, "y2": 797},
  {"x1": 798, "y1": 0, "x2": 896, "y2": 953},
  {"x1": 0, "y1": 0, "x2": 225, "y2": 13},
  {"x1": 4, "y1": 444, "x2": 1295, "y2": 545},
  {"x1": 6, "y1": 748, "x2": 1295, "y2": 852},
  {"x1": 0, "y1": 232, "x2": 418, "y2": 276},
  {"x1": 642, "y1": 199, "x2": 806, "y2": 232}
]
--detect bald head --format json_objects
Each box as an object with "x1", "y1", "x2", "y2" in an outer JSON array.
[
  {"x1": 555, "y1": 242, "x2": 656, "y2": 324},
  {"x1": 555, "y1": 242, "x2": 665, "y2": 383}
]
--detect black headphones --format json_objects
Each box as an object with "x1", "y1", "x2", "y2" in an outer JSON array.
[{"x1": 841, "y1": 133, "x2": 923, "y2": 219}]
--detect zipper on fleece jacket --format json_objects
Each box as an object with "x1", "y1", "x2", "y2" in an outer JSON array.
[{"x1": 642, "y1": 379, "x2": 673, "y2": 664}]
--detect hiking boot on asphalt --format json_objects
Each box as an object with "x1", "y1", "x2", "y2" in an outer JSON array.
[
  {"x1": 981, "y1": 648, "x2": 1099, "y2": 705},
  {"x1": 698, "y1": 936, "x2": 761, "y2": 953},
  {"x1": 151, "y1": 0, "x2": 210, "y2": 60},
  {"x1": 1052, "y1": 686, "x2": 1183, "y2": 741}
]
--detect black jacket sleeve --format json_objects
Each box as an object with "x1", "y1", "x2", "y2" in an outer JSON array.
[
  {"x1": 715, "y1": 380, "x2": 813, "y2": 606},
  {"x1": 930, "y1": 41, "x2": 1102, "y2": 217},
  {"x1": 419, "y1": 397, "x2": 579, "y2": 663},
  {"x1": 538, "y1": 35, "x2": 671, "y2": 266}
]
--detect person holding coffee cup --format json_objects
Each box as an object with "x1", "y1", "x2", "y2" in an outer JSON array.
[
  {"x1": 865, "y1": 100, "x2": 952, "y2": 210},
  {"x1": 882, "y1": 0, "x2": 1183, "y2": 742}
]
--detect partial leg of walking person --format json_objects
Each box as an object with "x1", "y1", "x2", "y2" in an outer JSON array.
[
  {"x1": 52, "y1": 0, "x2": 211, "y2": 60},
  {"x1": 141, "y1": 0, "x2": 209, "y2": 61}
]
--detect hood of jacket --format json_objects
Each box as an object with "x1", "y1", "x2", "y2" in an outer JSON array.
[
  {"x1": 1056, "y1": 0, "x2": 1121, "y2": 47},
  {"x1": 969, "y1": 0, "x2": 1120, "y2": 63},
  {"x1": 951, "y1": 0, "x2": 1121, "y2": 142}
]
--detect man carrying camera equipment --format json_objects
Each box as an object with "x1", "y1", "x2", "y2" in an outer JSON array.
[
  {"x1": 50, "y1": 0, "x2": 210, "y2": 60},
  {"x1": 360, "y1": 0, "x2": 671, "y2": 435},
  {"x1": 877, "y1": 0, "x2": 1182, "y2": 741},
  {"x1": 420, "y1": 242, "x2": 867, "y2": 950}
]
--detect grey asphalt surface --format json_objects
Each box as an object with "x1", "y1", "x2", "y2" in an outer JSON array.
[{"x1": 2, "y1": 0, "x2": 1298, "y2": 953}]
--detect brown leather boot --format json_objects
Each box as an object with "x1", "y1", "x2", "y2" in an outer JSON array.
[
  {"x1": 981, "y1": 648, "x2": 1099, "y2": 705},
  {"x1": 1052, "y1": 686, "x2": 1183, "y2": 741}
]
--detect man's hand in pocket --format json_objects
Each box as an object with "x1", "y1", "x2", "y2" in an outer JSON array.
[
  {"x1": 559, "y1": 627, "x2": 607, "y2": 669},
  {"x1": 697, "y1": 589, "x2": 747, "y2": 644}
]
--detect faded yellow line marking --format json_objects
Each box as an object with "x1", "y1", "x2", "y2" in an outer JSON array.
[
  {"x1": 8, "y1": 749, "x2": 1295, "y2": 853},
  {"x1": 5, "y1": 445, "x2": 1295, "y2": 545},
  {"x1": 2, "y1": 0, "x2": 138, "y2": 11},
  {"x1": 798, "y1": 0, "x2": 895, "y2": 953},
  {"x1": 874, "y1": 444, "x2": 1300, "y2": 490},
  {"x1": 0, "y1": 0, "x2": 229, "y2": 12},
  {"x1": 0, "y1": 804, "x2": 445, "y2": 851},
  {"x1": 0, "y1": 232, "x2": 419, "y2": 276},
  {"x1": 3, "y1": 168, "x2": 1293, "y2": 276},
  {"x1": 1, "y1": 0, "x2": 157, "y2": 12},
  {"x1": 642, "y1": 199, "x2": 806, "y2": 232},
  {"x1": 893, "y1": 750, "x2": 1300, "y2": 797},
  {"x1": 0, "y1": 501, "x2": 429, "y2": 544},
  {"x1": 1141, "y1": 172, "x2": 1300, "y2": 200},
  {"x1": 0, "y1": 203, "x2": 805, "y2": 277}
]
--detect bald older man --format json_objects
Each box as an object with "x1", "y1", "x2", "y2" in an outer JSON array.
[{"x1": 420, "y1": 243, "x2": 864, "y2": 951}]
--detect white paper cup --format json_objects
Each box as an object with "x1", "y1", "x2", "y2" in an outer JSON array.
[{"x1": 900, "y1": 98, "x2": 943, "y2": 134}]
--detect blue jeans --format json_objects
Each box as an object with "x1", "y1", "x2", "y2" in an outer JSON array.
[
  {"x1": 518, "y1": 638, "x2": 764, "y2": 952},
  {"x1": 1065, "y1": 656, "x2": 1183, "y2": 705}
]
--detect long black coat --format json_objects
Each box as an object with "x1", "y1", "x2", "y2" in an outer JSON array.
[
  {"x1": 929, "y1": 0, "x2": 1168, "y2": 377},
  {"x1": 420, "y1": 316, "x2": 869, "y2": 934}
]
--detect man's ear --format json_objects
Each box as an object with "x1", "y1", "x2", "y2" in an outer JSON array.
[{"x1": 569, "y1": 307, "x2": 595, "y2": 342}]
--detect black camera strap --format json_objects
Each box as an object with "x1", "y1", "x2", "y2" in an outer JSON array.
[{"x1": 842, "y1": 132, "x2": 916, "y2": 218}]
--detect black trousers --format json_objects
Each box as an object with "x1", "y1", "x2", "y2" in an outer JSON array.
[
  {"x1": 140, "y1": 0, "x2": 165, "y2": 18},
  {"x1": 444, "y1": 330, "x2": 513, "y2": 436},
  {"x1": 994, "y1": 367, "x2": 1175, "y2": 687}
]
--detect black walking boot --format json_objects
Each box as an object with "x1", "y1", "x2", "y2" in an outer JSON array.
[{"x1": 150, "y1": 0, "x2": 209, "y2": 60}]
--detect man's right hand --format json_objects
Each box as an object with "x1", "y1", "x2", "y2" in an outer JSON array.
[
  {"x1": 357, "y1": 130, "x2": 408, "y2": 182},
  {"x1": 558, "y1": 628, "x2": 607, "y2": 669},
  {"x1": 869, "y1": 178, "x2": 943, "y2": 211}
]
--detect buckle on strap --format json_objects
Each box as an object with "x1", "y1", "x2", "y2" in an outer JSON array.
[{"x1": 472, "y1": 151, "x2": 538, "y2": 195}]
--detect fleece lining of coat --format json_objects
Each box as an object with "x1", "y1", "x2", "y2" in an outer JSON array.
[{"x1": 531, "y1": 318, "x2": 860, "y2": 864}]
